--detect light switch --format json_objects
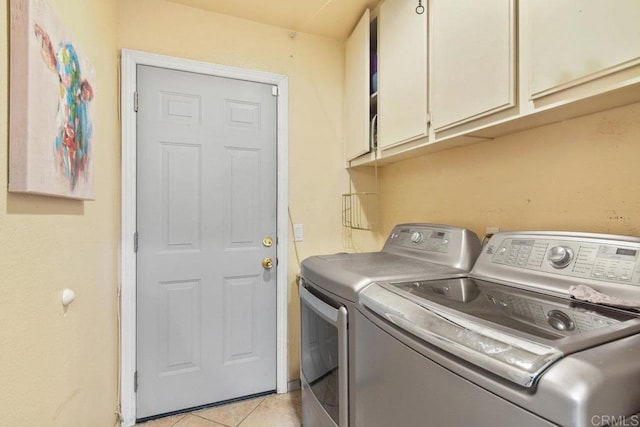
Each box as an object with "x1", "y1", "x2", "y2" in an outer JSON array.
[{"x1": 294, "y1": 224, "x2": 304, "y2": 242}]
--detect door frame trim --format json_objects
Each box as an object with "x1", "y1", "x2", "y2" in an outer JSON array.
[{"x1": 119, "y1": 49, "x2": 289, "y2": 426}]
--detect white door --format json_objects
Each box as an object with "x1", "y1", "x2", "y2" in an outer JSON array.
[
  {"x1": 136, "y1": 65, "x2": 278, "y2": 419},
  {"x1": 344, "y1": 8, "x2": 371, "y2": 161}
]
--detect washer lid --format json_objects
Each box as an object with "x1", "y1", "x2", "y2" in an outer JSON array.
[{"x1": 360, "y1": 278, "x2": 640, "y2": 388}]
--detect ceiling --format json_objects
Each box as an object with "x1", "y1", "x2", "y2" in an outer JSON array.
[{"x1": 165, "y1": 0, "x2": 379, "y2": 40}]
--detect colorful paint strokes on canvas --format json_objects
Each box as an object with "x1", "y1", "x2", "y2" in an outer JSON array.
[
  {"x1": 9, "y1": 0, "x2": 96, "y2": 200},
  {"x1": 34, "y1": 23, "x2": 94, "y2": 191}
]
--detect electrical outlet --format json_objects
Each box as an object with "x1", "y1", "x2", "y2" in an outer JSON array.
[
  {"x1": 294, "y1": 224, "x2": 304, "y2": 242},
  {"x1": 486, "y1": 227, "x2": 500, "y2": 235}
]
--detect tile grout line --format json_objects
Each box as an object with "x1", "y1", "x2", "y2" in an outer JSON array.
[
  {"x1": 136, "y1": 412, "x2": 187, "y2": 427},
  {"x1": 189, "y1": 395, "x2": 267, "y2": 427},
  {"x1": 189, "y1": 411, "x2": 234, "y2": 427},
  {"x1": 139, "y1": 392, "x2": 302, "y2": 427},
  {"x1": 236, "y1": 396, "x2": 268, "y2": 427},
  {"x1": 170, "y1": 414, "x2": 188, "y2": 427}
]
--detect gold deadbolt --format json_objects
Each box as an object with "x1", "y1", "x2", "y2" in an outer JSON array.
[
  {"x1": 262, "y1": 257, "x2": 274, "y2": 269},
  {"x1": 262, "y1": 236, "x2": 273, "y2": 247}
]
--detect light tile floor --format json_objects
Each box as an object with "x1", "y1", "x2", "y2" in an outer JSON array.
[{"x1": 136, "y1": 391, "x2": 302, "y2": 427}]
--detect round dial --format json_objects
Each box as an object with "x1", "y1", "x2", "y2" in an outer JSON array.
[
  {"x1": 547, "y1": 310, "x2": 575, "y2": 331},
  {"x1": 547, "y1": 246, "x2": 574, "y2": 269},
  {"x1": 410, "y1": 231, "x2": 424, "y2": 244}
]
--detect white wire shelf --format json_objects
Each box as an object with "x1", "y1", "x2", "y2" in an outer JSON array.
[{"x1": 342, "y1": 192, "x2": 378, "y2": 231}]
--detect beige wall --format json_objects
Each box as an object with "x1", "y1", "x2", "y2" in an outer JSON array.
[
  {"x1": 377, "y1": 102, "x2": 640, "y2": 240},
  {"x1": 0, "y1": 0, "x2": 120, "y2": 425},
  {"x1": 4, "y1": 0, "x2": 637, "y2": 423},
  {"x1": 117, "y1": 0, "x2": 350, "y2": 382}
]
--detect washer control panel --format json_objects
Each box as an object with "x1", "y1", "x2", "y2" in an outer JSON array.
[
  {"x1": 487, "y1": 237, "x2": 640, "y2": 286},
  {"x1": 387, "y1": 226, "x2": 452, "y2": 253}
]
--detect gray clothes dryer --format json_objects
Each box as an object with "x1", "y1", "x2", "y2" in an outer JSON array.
[{"x1": 299, "y1": 223, "x2": 482, "y2": 427}]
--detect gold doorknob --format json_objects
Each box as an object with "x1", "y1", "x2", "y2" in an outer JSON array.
[
  {"x1": 262, "y1": 257, "x2": 274, "y2": 269},
  {"x1": 262, "y1": 236, "x2": 273, "y2": 247}
]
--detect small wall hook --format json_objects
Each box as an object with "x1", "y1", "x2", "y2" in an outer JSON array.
[{"x1": 62, "y1": 288, "x2": 76, "y2": 307}]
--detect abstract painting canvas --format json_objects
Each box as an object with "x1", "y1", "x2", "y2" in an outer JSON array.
[{"x1": 9, "y1": 0, "x2": 96, "y2": 200}]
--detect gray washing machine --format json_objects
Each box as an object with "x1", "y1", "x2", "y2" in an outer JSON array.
[
  {"x1": 299, "y1": 223, "x2": 482, "y2": 427},
  {"x1": 356, "y1": 231, "x2": 640, "y2": 427}
]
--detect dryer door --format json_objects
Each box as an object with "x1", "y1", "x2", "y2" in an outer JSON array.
[{"x1": 300, "y1": 281, "x2": 348, "y2": 427}]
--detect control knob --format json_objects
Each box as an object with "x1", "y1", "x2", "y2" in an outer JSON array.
[
  {"x1": 547, "y1": 246, "x2": 574, "y2": 269},
  {"x1": 547, "y1": 310, "x2": 575, "y2": 331},
  {"x1": 411, "y1": 232, "x2": 424, "y2": 244}
]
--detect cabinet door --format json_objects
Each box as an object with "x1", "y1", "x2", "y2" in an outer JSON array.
[
  {"x1": 378, "y1": 0, "x2": 428, "y2": 150},
  {"x1": 344, "y1": 9, "x2": 371, "y2": 161},
  {"x1": 528, "y1": 0, "x2": 640, "y2": 99},
  {"x1": 431, "y1": 0, "x2": 515, "y2": 132}
]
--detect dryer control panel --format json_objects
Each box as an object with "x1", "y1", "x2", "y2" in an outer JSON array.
[
  {"x1": 383, "y1": 223, "x2": 482, "y2": 272},
  {"x1": 388, "y1": 226, "x2": 452, "y2": 253},
  {"x1": 486, "y1": 235, "x2": 640, "y2": 286}
]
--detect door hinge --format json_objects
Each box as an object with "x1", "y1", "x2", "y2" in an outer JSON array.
[
  {"x1": 134, "y1": 91, "x2": 139, "y2": 112},
  {"x1": 134, "y1": 231, "x2": 139, "y2": 253},
  {"x1": 271, "y1": 86, "x2": 278, "y2": 96},
  {"x1": 134, "y1": 371, "x2": 138, "y2": 392}
]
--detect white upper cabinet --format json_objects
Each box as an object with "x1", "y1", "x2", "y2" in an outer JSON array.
[
  {"x1": 344, "y1": 9, "x2": 371, "y2": 161},
  {"x1": 430, "y1": 0, "x2": 516, "y2": 132},
  {"x1": 527, "y1": 0, "x2": 640, "y2": 100},
  {"x1": 345, "y1": 0, "x2": 640, "y2": 167},
  {"x1": 378, "y1": 0, "x2": 428, "y2": 150}
]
